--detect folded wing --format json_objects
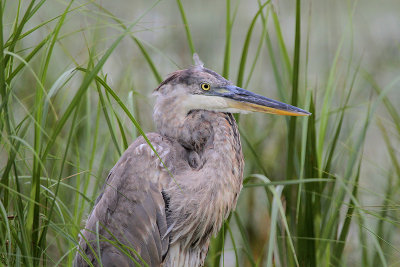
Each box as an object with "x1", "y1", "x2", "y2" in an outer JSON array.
[{"x1": 74, "y1": 133, "x2": 186, "y2": 266}]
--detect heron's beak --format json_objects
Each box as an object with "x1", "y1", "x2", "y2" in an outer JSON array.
[{"x1": 211, "y1": 85, "x2": 311, "y2": 116}]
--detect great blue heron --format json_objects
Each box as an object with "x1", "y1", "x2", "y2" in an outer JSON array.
[{"x1": 74, "y1": 56, "x2": 310, "y2": 267}]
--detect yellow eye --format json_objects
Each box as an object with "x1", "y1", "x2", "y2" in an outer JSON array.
[{"x1": 201, "y1": 83, "x2": 210, "y2": 91}]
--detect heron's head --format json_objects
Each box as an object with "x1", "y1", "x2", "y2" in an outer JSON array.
[{"x1": 154, "y1": 64, "x2": 310, "y2": 117}]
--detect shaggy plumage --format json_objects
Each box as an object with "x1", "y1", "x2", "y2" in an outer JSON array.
[{"x1": 74, "y1": 61, "x2": 309, "y2": 267}]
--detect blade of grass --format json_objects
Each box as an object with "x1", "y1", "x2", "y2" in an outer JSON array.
[
  {"x1": 271, "y1": 6, "x2": 292, "y2": 81},
  {"x1": 363, "y1": 70, "x2": 400, "y2": 135},
  {"x1": 372, "y1": 174, "x2": 394, "y2": 266},
  {"x1": 244, "y1": 2, "x2": 269, "y2": 89},
  {"x1": 176, "y1": 0, "x2": 196, "y2": 56},
  {"x1": 286, "y1": 0, "x2": 301, "y2": 182},
  {"x1": 227, "y1": 223, "x2": 239, "y2": 267},
  {"x1": 103, "y1": 83, "x2": 129, "y2": 150},
  {"x1": 96, "y1": 81, "x2": 122, "y2": 155},
  {"x1": 377, "y1": 120, "x2": 400, "y2": 182},
  {"x1": 222, "y1": 0, "x2": 233, "y2": 78},
  {"x1": 250, "y1": 174, "x2": 299, "y2": 267},
  {"x1": 236, "y1": 0, "x2": 270, "y2": 88},
  {"x1": 92, "y1": 3, "x2": 163, "y2": 83},
  {"x1": 331, "y1": 154, "x2": 362, "y2": 264},
  {"x1": 285, "y1": 1, "x2": 302, "y2": 255},
  {"x1": 322, "y1": 62, "x2": 360, "y2": 178},
  {"x1": 296, "y1": 89, "x2": 312, "y2": 217},
  {"x1": 0, "y1": 194, "x2": 12, "y2": 266},
  {"x1": 12, "y1": 125, "x2": 34, "y2": 267},
  {"x1": 316, "y1": 35, "x2": 344, "y2": 173},
  {"x1": 210, "y1": 215, "x2": 231, "y2": 267},
  {"x1": 264, "y1": 26, "x2": 286, "y2": 101},
  {"x1": 0, "y1": 1, "x2": 6, "y2": 99},
  {"x1": 234, "y1": 211, "x2": 256, "y2": 266},
  {"x1": 3, "y1": 0, "x2": 37, "y2": 67},
  {"x1": 266, "y1": 185, "x2": 283, "y2": 267}
]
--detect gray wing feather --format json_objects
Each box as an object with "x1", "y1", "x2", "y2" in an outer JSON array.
[{"x1": 74, "y1": 133, "x2": 177, "y2": 267}]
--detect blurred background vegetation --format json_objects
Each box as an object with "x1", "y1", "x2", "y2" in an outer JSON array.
[{"x1": 0, "y1": 0, "x2": 399, "y2": 266}]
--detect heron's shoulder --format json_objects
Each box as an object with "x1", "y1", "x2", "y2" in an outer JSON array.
[
  {"x1": 128, "y1": 132, "x2": 164, "y2": 148},
  {"x1": 117, "y1": 132, "x2": 189, "y2": 175},
  {"x1": 123, "y1": 132, "x2": 181, "y2": 160}
]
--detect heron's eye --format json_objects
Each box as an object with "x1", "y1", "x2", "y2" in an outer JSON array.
[{"x1": 201, "y1": 83, "x2": 210, "y2": 91}]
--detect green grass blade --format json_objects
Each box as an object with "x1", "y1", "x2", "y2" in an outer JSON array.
[
  {"x1": 271, "y1": 6, "x2": 292, "y2": 79},
  {"x1": 114, "y1": 112, "x2": 129, "y2": 150},
  {"x1": 222, "y1": 0, "x2": 233, "y2": 78},
  {"x1": 92, "y1": 4, "x2": 163, "y2": 83},
  {"x1": 239, "y1": 129, "x2": 269, "y2": 177},
  {"x1": 234, "y1": 211, "x2": 256, "y2": 266},
  {"x1": 286, "y1": 0, "x2": 301, "y2": 182},
  {"x1": 266, "y1": 185, "x2": 283, "y2": 267},
  {"x1": 331, "y1": 155, "x2": 362, "y2": 264},
  {"x1": 0, "y1": 1, "x2": 6, "y2": 99},
  {"x1": 176, "y1": 0, "x2": 196, "y2": 56},
  {"x1": 316, "y1": 38, "x2": 344, "y2": 169},
  {"x1": 372, "y1": 174, "x2": 394, "y2": 266},
  {"x1": 363, "y1": 70, "x2": 400, "y2": 135},
  {"x1": 264, "y1": 27, "x2": 286, "y2": 101},
  {"x1": 377, "y1": 120, "x2": 400, "y2": 181},
  {"x1": 96, "y1": 81, "x2": 122, "y2": 155},
  {"x1": 227, "y1": 224, "x2": 239, "y2": 267},
  {"x1": 285, "y1": 1, "x2": 303, "y2": 254},
  {"x1": 132, "y1": 37, "x2": 163, "y2": 83},
  {"x1": 0, "y1": 194, "x2": 12, "y2": 266},
  {"x1": 244, "y1": 2, "x2": 269, "y2": 89},
  {"x1": 210, "y1": 216, "x2": 231, "y2": 267},
  {"x1": 250, "y1": 174, "x2": 299, "y2": 266},
  {"x1": 236, "y1": 0, "x2": 270, "y2": 87},
  {"x1": 3, "y1": 0, "x2": 36, "y2": 66}
]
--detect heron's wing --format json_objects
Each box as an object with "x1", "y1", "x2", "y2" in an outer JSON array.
[{"x1": 75, "y1": 133, "x2": 187, "y2": 267}]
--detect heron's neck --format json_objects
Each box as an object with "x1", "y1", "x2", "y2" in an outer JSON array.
[
  {"x1": 160, "y1": 109, "x2": 244, "y2": 267},
  {"x1": 154, "y1": 97, "x2": 244, "y2": 190},
  {"x1": 196, "y1": 111, "x2": 244, "y2": 224},
  {"x1": 200, "y1": 111, "x2": 244, "y2": 192},
  {"x1": 157, "y1": 104, "x2": 244, "y2": 240},
  {"x1": 153, "y1": 95, "x2": 196, "y2": 147}
]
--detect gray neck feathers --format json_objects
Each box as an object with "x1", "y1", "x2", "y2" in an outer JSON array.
[{"x1": 154, "y1": 95, "x2": 244, "y2": 253}]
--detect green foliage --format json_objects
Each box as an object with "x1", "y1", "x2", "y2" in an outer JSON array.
[{"x1": 0, "y1": 0, "x2": 399, "y2": 266}]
